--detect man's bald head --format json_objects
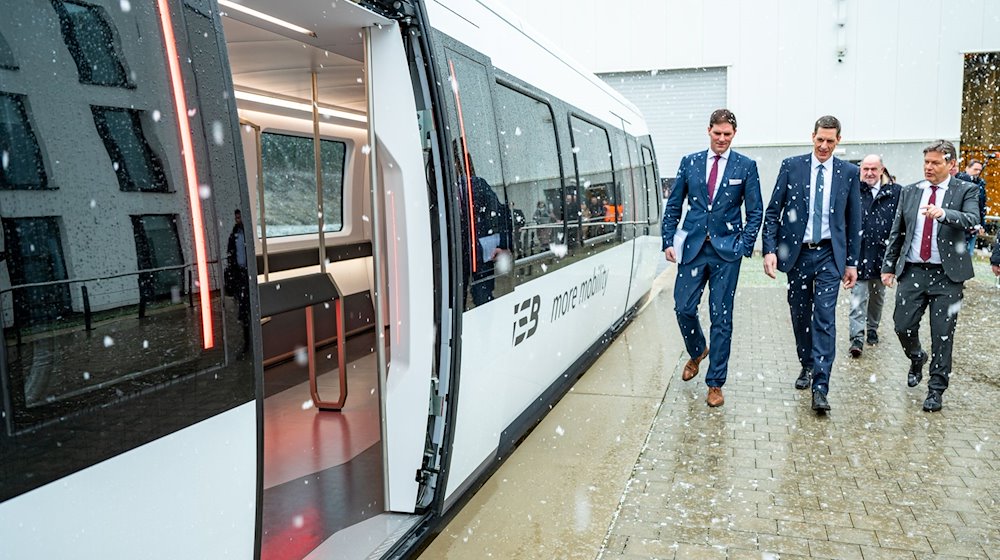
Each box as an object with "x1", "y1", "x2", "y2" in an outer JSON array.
[{"x1": 860, "y1": 154, "x2": 884, "y2": 186}]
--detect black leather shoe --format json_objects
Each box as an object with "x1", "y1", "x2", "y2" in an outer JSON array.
[
  {"x1": 907, "y1": 351, "x2": 928, "y2": 387},
  {"x1": 812, "y1": 391, "x2": 831, "y2": 413},
  {"x1": 923, "y1": 390, "x2": 943, "y2": 412},
  {"x1": 849, "y1": 339, "x2": 863, "y2": 358},
  {"x1": 866, "y1": 330, "x2": 879, "y2": 345},
  {"x1": 795, "y1": 367, "x2": 812, "y2": 390}
]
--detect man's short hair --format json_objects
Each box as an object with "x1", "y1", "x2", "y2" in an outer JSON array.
[
  {"x1": 923, "y1": 140, "x2": 957, "y2": 162},
  {"x1": 709, "y1": 109, "x2": 737, "y2": 130},
  {"x1": 967, "y1": 159, "x2": 983, "y2": 168},
  {"x1": 813, "y1": 115, "x2": 841, "y2": 136}
]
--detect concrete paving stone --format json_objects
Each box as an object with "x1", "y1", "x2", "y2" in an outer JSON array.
[
  {"x1": 825, "y1": 525, "x2": 882, "y2": 546},
  {"x1": 621, "y1": 537, "x2": 678, "y2": 557},
  {"x1": 860, "y1": 547, "x2": 919, "y2": 560},
  {"x1": 729, "y1": 514, "x2": 777, "y2": 534},
  {"x1": 809, "y1": 539, "x2": 866, "y2": 559},
  {"x1": 875, "y1": 530, "x2": 933, "y2": 552},
  {"x1": 896, "y1": 519, "x2": 957, "y2": 541},
  {"x1": 671, "y1": 542, "x2": 729, "y2": 559},
  {"x1": 850, "y1": 512, "x2": 905, "y2": 533},
  {"x1": 802, "y1": 507, "x2": 855, "y2": 528},
  {"x1": 776, "y1": 519, "x2": 828, "y2": 540},
  {"x1": 704, "y1": 528, "x2": 759, "y2": 550},
  {"x1": 927, "y1": 540, "x2": 988, "y2": 558},
  {"x1": 755, "y1": 533, "x2": 812, "y2": 556}
]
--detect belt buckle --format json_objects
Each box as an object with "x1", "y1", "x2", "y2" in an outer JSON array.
[{"x1": 804, "y1": 242, "x2": 819, "y2": 249}]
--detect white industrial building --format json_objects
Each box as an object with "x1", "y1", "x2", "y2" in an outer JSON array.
[{"x1": 503, "y1": 0, "x2": 1000, "y2": 197}]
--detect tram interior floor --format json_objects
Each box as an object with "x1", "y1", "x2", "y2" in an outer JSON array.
[{"x1": 261, "y1": 331, "x2": 409, "y2": 560}]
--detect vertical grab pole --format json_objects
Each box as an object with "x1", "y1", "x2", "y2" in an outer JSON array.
[
  {"x1": 312, "y1": 72, "x2": 327, "y2": 275},
  {"x1": 364, "y1": 25, "x2": 391, "y2": 505},
  {"x1": 254, "y1": 123, "x2": 270, "y2": 281}
]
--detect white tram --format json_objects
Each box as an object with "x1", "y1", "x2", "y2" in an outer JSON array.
[{"x1": 0, "y1": 0, "x2": 662, "y2": 558}]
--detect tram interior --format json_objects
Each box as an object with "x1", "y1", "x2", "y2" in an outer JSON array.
[{"x1": 221, "y1": 3, "x2": 416, "y2": 558}]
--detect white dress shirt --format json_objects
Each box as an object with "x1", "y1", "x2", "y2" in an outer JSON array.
[
  {"x1": 705, "y1": 148, "x2": 730, "y2": 197},
  {"x1": 804, "y1": 154, "x2": 834, "y2": 241},
  {"x1": 906, "y1": 178, "x2": 950, "y2": 264}
]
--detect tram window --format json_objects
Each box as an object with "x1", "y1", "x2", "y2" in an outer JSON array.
[
  {"x1": 443, "y1": 49, "x2": 513, "y2": 308},
  {"x1": 53, "y1": 0, "x2": 131, "y2": 87},
  {"x1": 627, "y1": 136, "x2": 647, "y2": 225},
  {"x1": 569, "y1": 115, "x2": 615, "y2": 243},
  {"x1": 0, "y1": 33, "x2": 16, "y2": 70},
  {"x1": 641, "y1": 144, "x2": 659, "y2": 224},
  {"x1": 0, "y1": 92, "x2": 48, "y2": 190},
  {"x1": 494, "y1": 85, "x2": 561, "y2": 261},
  {"x1": 91, "y1": 106, "x2": 169, "y2": 192},
  {"x1": 259, "y1": 132, "x2": 345, "y2": 237},
  {"x1": 130, "y1": 214, "x2": 184, "y2": 300}
]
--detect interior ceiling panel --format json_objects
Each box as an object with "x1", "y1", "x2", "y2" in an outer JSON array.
[{"x1": 220, "y1": 0, "x2": 392, "y2": 112}]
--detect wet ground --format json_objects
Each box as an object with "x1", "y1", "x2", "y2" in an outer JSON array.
[{"x1": 422, "y1": 257, "x2": 1000, "y2": 559}]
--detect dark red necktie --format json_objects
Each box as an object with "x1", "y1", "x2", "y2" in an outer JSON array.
[
  {"x1": 919, "y1": 185, "x2": 939, "y2": 261},
  {"x1": 707, "y1": 155, "x2": 720, "y2": 202}
]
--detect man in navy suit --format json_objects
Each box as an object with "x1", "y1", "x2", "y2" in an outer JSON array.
[
  {"x1": 762, "y1": 115, "x2": 861, "y2": 413},
  {"x1": 662, "y1": 109, "x2": 763, "y2": 407}
]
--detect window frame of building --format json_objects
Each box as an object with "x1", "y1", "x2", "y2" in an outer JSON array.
[
  {"x1": 258, "y1": 131, "x2": 346, "y2": 238},
  {"x1": 52, "y1": 0, "x2": 133, "y2": 88},
  {"x1": 1, "y1": 216, "x2": 72, "y2": 327},
  {"x1": 0, "y1": 92, "x2": 49, "y2": 190},
  {"x1": 130, "y1": 214, "x2": 185, "y2": 302},
  {"x1": 91, "y1": 105, "x2": 169, "y2": 192}
]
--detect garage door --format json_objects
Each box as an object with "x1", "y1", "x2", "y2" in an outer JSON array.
[{"x1": 600, "y1": 67, "x2": 727, "y2": 178}]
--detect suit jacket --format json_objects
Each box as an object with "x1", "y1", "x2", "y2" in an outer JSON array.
[
  {"x1": 661, "y1": 149, "x2": 763, "y2": 263},
  {"x1": 992, "y1": 238, "x2": 1000, "y2": 266},
  {"x1": 881, "y1": 177, "x2": 980, "y2": 283},
  {"x1": 762, "y1": 154, "x2": 861, "y2": 276},
  {"x1": 858, "y1": 182, "x2": 901, "y2": 279}
]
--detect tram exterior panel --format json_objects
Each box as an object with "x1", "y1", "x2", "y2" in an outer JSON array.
[{"x1": 0, "y1": 0, "x2": 663, "y2": 558}]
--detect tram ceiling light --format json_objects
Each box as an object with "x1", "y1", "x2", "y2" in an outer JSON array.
[
  {"x1": 218, "y1": 0, "x2": 317, "y2": 37},
  {"x1": 234, "y1": 89, "x2": 367, "y2": 123}
]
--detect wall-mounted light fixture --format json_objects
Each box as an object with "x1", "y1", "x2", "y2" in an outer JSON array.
[
  {"x1": 218, "y1": 0, "x2": 317, "y2": 37},
  {"x1": 234, "y1": 88, "x2": 368, "y2": 123}
]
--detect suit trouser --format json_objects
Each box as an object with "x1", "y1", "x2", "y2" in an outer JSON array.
[
  {"x1": 674, "y1": 241, "x2": 741, "y2": 388},
  {"x1": 786, "y1": 244, "x2": 840, "y2": 395},
  {"x1": 848, "y1": 278, "x2": 885, "y2": 341},
  {"x1": 893, "y1": 264, "x2": 964, "y2": 393}
]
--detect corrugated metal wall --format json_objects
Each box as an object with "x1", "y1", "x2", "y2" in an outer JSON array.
[{"x1": 600, "y1": 68, "x2": 726, "y2": 177}]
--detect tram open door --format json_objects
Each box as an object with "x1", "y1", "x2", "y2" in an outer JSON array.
[{"x1": 223, "y1": 2, "x2": 444, "y2": 557}]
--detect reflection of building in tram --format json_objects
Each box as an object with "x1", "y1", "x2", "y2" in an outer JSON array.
[
  {"x1": 0, "y1": 0, "x2": 247, "y2": 432},
  {"x1": 1, "y1": 1, "x2": 206, "y2": 328}
]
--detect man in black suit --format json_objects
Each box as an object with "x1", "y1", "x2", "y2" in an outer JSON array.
[
  {"x1": 762, "y1": 115, "x2": 861, "y2": 413},
  {"x1": 955, "y1": 159, "x2": 987, "y2": 254},
  {"x1": 881, "y1": 140, "x2": 980, "y2": 412},
  {"x1": 848, "y1": 155, "x2": 901, "y2": 357}
]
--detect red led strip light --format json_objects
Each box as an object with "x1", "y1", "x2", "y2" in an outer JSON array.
[
  {"x1": 448, "y1": 60, "x2": 478, "y2": 272},
  {"x1": 156, "y1": 0, "x2": 214, "y2": 348}
]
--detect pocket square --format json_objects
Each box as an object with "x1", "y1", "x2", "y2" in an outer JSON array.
[{"x1": 729, "y1": 179, "x2": 742, "y2": 185}]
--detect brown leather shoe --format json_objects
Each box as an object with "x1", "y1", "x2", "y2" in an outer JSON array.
[
  {"x1": 682, "y1": 348, "x2": 709, "y2": 381},
  {"x1": 707, "y1": 386, "x2": 724, "y2": 407}
]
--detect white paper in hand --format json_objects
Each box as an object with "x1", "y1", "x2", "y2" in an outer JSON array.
[{"x1": 672, "y1": 229, "x2": 688, "y2": 264}]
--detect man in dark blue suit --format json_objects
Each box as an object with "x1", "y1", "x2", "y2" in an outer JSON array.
[
  {"x1": 662, "y1": 109, "x2": 763, "y2": 407},
  {"x1": 762, "y1": 115, "x2": 861, "y2": 413}
]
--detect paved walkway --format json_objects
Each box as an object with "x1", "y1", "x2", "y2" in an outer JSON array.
[
  {"x1": 420, "y1": 258, "x2": 1000, "y2": 560},
  {"x1": 602, "y1": 262, "x2": 1000, "y2": 559}
]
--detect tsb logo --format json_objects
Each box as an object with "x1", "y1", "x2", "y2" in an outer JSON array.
[{"x1": 512, "y1": 295, "x2": 541, "y2": 346}]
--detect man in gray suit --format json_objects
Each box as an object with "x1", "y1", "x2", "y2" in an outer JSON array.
[{"x1": 881, "y1": 140, "x2": 980, "y2": 412}]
